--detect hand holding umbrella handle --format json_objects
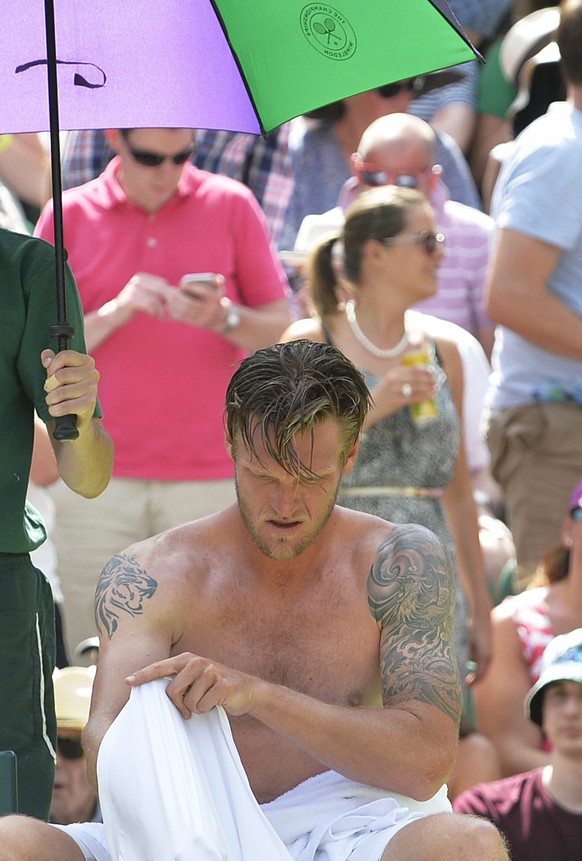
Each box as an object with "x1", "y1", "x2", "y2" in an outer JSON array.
[{"x1": 50, "y1": 323, "x2": 79, "y2": 441}]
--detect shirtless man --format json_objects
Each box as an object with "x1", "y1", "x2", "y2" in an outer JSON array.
[{"x1": 0, "y1": 341, "x2": 508, "y2": 860}]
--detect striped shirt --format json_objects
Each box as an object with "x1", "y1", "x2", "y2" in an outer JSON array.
[{"x1": 413, "y1": 181, "x2": 494, "y2": 339}]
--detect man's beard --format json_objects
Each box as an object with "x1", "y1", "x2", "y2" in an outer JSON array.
[{"x1": 235, "y1": 477, "x2": 340, "y2": 561}]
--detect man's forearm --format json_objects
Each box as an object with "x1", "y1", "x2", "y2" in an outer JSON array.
[
  {"x1": 486, "y1": 229, "x2": 582, "y2": 360},
  {"x1": 489, "y1": 284, "x2": 582, "y2": 360},
  {"x1": 84, "y1": 302, "x2": 133, "y2": 352},
  {"x1": 219, "y1": 302, "x2": 294, "y2": 353},
  {"x1": 52, "y1": 417, "x2": 114, "y2": 498},
  {"x1": 249, "y1": 680, "x2": 457, "y2": 801}
]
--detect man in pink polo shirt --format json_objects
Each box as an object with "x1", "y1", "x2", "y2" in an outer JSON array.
[{"x1": 35, "y1": 127, "x2": 293, "y2": 656}]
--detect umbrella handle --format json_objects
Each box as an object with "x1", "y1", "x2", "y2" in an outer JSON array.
[
  {"x1": 53, "y1": 414, "x2": 79, "y2": 442},
  {"x1": 44, "y1": 0, "x2": 78, "y2": 443},
  {"x1": 50, "y1": 323, "x2": 79, "y2": 441}
]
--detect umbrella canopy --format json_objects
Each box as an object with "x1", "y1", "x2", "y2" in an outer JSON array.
[
  {"x1": 1, "y1": 0, "x2": 477, "y2": 440},
  {"x1": 2, "y1": 0, "x2": 477, "y2": 137}
]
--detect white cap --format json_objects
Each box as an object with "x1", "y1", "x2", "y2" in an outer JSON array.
[
  {"x1": 280, "y1": 207, "x2": 344, "y2": 269},
  {"x1": 525, "y1": 628, "x2": 582, "y2": 726},
  {"x1": 500, "y1": 7, "x2": 561, "y2": 118}
]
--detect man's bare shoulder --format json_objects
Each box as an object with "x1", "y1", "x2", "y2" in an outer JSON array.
[
  {"x1": 127, "y1": 505, "x2": 240, "y2": 564},
  {"x1": 151, "y1": 504, "x2": 409, "y2": 566},
  {"x1": 332, "y1": 506, "x2": 444, "y2": 569},
  {"x1": 333, "y1": 503, "x2": 427, "y2": 542},
  {"x1": 93, "y1": 507, "x2": 241, "y2": 639},
  {"x1": 334, "y1": 503, "x2": 394, "y2": 532}
]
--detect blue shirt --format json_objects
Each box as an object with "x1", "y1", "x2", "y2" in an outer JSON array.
[{"x1": 489, "y1": 102, "x2": 582, "y2": 409}]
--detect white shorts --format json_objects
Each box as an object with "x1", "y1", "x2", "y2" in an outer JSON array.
[{"x1": 54, "y1": 680, "x2": 450, "y2": 861}]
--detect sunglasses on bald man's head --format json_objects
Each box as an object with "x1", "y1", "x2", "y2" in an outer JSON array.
[{"x1": 353, "y1": 156, "x2": 433, "y2": 190}]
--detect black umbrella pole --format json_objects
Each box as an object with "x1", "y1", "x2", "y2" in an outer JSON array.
[{"x1": 45, "y1": 0, "x2": 78, "y2": 440}]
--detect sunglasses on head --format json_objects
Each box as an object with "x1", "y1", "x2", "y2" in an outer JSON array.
[
  {"x1": 57, "y1": 736, "x2": 84, "y2": 760},
  {"x1": 126, "y1": 145, "x2": 194, "y2": 167},
  {"x1": 571, "y1": 507, "x2": 582, "y2": 521},
  {"x1": 381, "y1": 230, "x2": 445, "y2": 255}
]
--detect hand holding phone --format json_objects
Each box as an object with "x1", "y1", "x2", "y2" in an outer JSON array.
[
  {"x1": 180, "y1": 273, "x2": 223, "y2": 297},
  {"x1": 170, "y1": 273, "x2": 225, "y2": 329}
]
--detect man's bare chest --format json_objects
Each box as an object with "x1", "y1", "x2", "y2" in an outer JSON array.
[{"x1": 172, "y1": 580, "x2": 381, "y2": 706}]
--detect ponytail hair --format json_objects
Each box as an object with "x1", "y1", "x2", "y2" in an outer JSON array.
[
  {"x1": 529, "y1": 543, "x2": 571, "y2": 587},
  {"x1": 308, "y1": 235, "x2": 344, "y2": 320}
]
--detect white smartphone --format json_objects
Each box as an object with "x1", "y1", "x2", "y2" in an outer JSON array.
[{"x1": 181, "y1": 272, "x2": 221, "y2": 288}]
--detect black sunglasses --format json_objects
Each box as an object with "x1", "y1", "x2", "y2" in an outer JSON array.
[
  {"x1": 57, "y1": 736, "x2": 84, "y2": 760},
  {"x1": 126, "y1": 145, "x2": 194, "y2": 167},
  {"x1": 377, "y1": 78, "x2": 422, "y2": 99},
  {"x1": 571, "y1": 507, "x2": 582, "y2": 521}
]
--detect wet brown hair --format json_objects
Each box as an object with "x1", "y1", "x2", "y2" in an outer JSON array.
[{"x1": 225, "y1": 340, "x2": 371, "y2": 478}]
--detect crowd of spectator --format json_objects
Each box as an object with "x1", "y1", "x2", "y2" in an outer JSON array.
[{"x1": 1, "y1": 0, "x2": 581, "y2": 857}]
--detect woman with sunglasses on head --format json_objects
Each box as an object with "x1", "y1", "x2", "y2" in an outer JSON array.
[
  {"x1": 281, "y1": 185, "x2": 493, "y2": 708},
  {"x1": 474, "y1": 478, "x2": 582, "y2": 778}
]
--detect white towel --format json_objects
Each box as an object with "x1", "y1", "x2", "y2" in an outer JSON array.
[
  {"x1": 95, "y1": 679, "x2": 451, "y2": 861},
  {"x1": 97, "y1": 679, "x2": 292, "y2": 861},
  {"x1": 261, "y1": 770, "x2": 451, "y2": 861}
]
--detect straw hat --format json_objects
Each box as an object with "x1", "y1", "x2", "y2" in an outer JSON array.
[
  {"x1": 279, "y1": 207, "x2": 344, "y2": 269},
  {"x1": 53, "y1": 666, "x2": 96, "y2": 731}
]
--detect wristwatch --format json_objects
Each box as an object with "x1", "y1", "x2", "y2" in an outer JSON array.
[{"x1": 221, "y1": 299, "x2": 241, "y2": 335}]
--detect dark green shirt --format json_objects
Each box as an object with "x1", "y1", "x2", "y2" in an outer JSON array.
[{"x1": 0, "y1": 228, "x2": 95, "y2": 552}]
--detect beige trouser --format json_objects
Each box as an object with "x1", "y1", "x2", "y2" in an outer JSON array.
[
  {"x1": 486, "y1": 401, "x2": 582, "y2": 590},
  {"x1": 50, "y1": 477, "x2": 236, "y2": 658}
]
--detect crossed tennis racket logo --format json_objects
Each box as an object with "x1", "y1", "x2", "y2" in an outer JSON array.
[
  {"x1": 301, "y1": 3, "x2": 357, "y2": 61},
  {"x1": 312, "y1": 16, "x2": 342, "y2": 45}
]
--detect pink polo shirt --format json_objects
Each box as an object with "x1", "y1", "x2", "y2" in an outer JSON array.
[{"x1": 35, "y1": 160, "x2": 290, "y2": 480}]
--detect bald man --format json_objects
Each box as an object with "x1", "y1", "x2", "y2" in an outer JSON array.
[{"x1": 351, "y1": 113, "x2": 495, "y2": 358}]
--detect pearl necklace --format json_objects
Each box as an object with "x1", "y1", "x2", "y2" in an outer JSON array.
[{"x1": 345, "y1": 299, "x2": 409, "y2": 359}]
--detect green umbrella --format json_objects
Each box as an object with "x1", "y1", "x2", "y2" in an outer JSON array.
[{"x1": 215, "y1": 0, "x2": 478, "y2": 134}]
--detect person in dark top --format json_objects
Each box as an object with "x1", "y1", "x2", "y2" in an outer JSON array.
[{"x1": 454, "y1": 627, "x2": 582, "y2": 861}]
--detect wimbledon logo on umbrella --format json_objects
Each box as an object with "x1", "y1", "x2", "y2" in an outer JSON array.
[{"x1": 300, "y1": 4, "x2": 357, "y2": 60}]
